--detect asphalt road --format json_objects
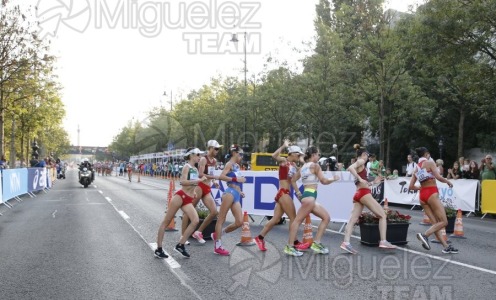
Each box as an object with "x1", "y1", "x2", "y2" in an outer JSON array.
[{"x1": 1, "y1": 169, "x2": 495, "y2": 299}]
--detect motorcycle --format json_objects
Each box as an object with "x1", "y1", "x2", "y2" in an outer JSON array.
[{"x1": 79, "y1": 167, "x2": 92, "y2": 188}]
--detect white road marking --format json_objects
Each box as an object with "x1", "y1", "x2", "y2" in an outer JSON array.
[
  {"x1": 98, "y1": 181, "x2": 200, "y2": 300},
  {"x1": 105, "y1": 197, "x2": 112, "y2": 203},
  {"x1": 322, "y1": 227, "x2": 496, "y2": 276},
  {"x1": 118, "y1": 211, "x2": 130, "y2": 220},
  {"x1": 98, "y1": 190, "x2": 103, "y2": 194},
  {"x1": 52, "y1": 210, "x2": 57, "y2": 218}
]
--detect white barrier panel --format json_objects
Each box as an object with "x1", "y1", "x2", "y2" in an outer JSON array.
[
  {"x1": 0, "y1": 171, "x2": 3, "y2": 204},
  {"x1": 384, "y1": 177, "x2": 478, "y2": 212},
  {"x1": 210, "y1": 171, "x2": 356, "y2": 223}
]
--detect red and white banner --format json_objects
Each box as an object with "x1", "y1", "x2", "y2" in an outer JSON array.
[{"x1": 384, "y1": 177, "x2": 478, "y2": 212}]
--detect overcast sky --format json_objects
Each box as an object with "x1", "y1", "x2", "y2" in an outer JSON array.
[{"x1": 29, "y1": 0, "x2": 424, "y2": 147}]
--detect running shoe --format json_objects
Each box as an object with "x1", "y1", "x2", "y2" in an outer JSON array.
[
  {"x1": 180, "y1": 236, "x2": 190, "y2": 246},
  {"x1": 214, "y1": 246, "x2": 230, "y2": 256},
  {"x1": 283, "y1": 245, "x2": 303, "y2": 257},
  {"x1": 416, "y1": 233, "x2": 431, "y2": 250},
  {"x1": 255, "y1": 236, "x2": 267, "y2": 251},
  {"x1": 154, "y1": 248, "x2": 169, "y2": 259},
  {"x1": 340, "y1": 242, "x2": 358, "y2": 254},
  {"x1": 310, "y1": 242, "x2": 329, "y2": 254},
  {"x1": 379, "y1": 240, "x2": 396, "y2": 249},
  {"x1": 442, "y1": 245, "x2": 459, "y2": 254},
  {"x1": 192, "y1": 231, "x2": 206, "y2": 244},
  {"x1": 174, "y1": 243, "x2": 190, "y2": 258},
  {"x1": 294, "y1": 241, "x2": 310, "y2": 251}
]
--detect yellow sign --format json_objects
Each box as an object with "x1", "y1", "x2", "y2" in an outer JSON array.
[
  {"x1": 481, "y1": 180, "x2": 496, "y2": 214},
  {"x1": 250, "y1": 152, "x2": 287, "y2": 171}
]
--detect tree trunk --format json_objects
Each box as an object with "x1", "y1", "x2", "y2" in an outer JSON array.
[
  {"x1": 0, "y1": 85, "x2": 4, "y2": 156},
  {"x1": 379, "y1": 91, "x2": 385, "y2": 160},
  {"x1": 458, "y1": 107, "x2": 465, "y2": 158}
]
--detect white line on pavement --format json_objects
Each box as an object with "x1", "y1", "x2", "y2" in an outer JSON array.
[
  {"x1": 323, "y1": 227, "x2": 496, "y2": 276},
  {"x1": 98, "y1": 181, "x2": 201, "y2": 299},
  {"x1": 98, "y1": 190, "x2": 103, "y2": 194},
  {"x1": 118, "y1": 211, "x2": 130, "y2": 220},
  {"x1": 52, "y1": 210, "x2": 57, "y2": 218}
]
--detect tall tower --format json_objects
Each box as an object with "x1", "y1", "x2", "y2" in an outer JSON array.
[{"x1": 78, "y1": 124, "x2": 81, "y2": 154}]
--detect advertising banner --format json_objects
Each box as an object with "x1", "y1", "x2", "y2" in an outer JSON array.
[
  {"x1": 384, "y1": 177, "x2": 478, "y2": 212},
  {"x1": 1, "y1": 168, "x2": 28, "y2": 201},
  {"x1": 481, "y1": 180, "x2": 496, "y2": 215},
  {"x1": 210, "y1": 171, "x2": 356, "y2": 223},
  {"x1": 27, "y1": 168, "x2": 48, "y2": 192}
]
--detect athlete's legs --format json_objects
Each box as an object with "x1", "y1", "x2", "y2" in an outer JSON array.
[
  {"x1": 343, "y1": 202, "x2": 364, "y2": 243},
  {"x1": 197, "y1": 194, "x2": 218, "y2": 233},
  {"x1": 361, "y1": 195, "x2": 388, "y2": 241},
  {"x1": 157, "y1": 196, "x2": 183, "y2": 248},
  {"x1": 311, "y1": 203, "x2": 330, "y2": 242},
  {"x1": 288, "y1": 198, "x2": 315, "y2": 245}
]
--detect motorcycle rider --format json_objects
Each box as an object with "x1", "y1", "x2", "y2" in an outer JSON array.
[{"x1": 79, "y1": 158, "x2": 95, "y2": 182}]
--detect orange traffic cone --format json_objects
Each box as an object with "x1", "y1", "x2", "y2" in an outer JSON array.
[
  {"x1": 302, "y1": 215, "x2": 313, "y2": 245},
  {"x1": 450, "y1": 209, "x2": 466, "y2": 239},
  {"x1": 431, "y1": 228, "x2": 449, "y2": 244},
  {"x1": 383, "y1": 198, "x2": 389, "y2": 210},
  {"x1": 236, "y1": 211, "x2": 255, "y2": 246},
  {"x1": 420, "y1": 211, "x2": 432, "y2": 225},
  {"x1": 165, "y1": 181, "x2": 178, "y2": 231}
]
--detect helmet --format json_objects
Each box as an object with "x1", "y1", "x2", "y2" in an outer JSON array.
[{"x1": 83, "y1": 158, "x2": 89, "y2": 162}]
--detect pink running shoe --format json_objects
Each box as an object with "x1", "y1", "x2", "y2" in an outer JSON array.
[
  {"x1": 379, "y1": 240, "x2": 397, "y2": 249},
  {"x1": 254, "y1": 236, "x2": 267, "y2": 251},
  {"x1": 214, "y1": 246, "x2": 230, "y2": 256},
  {"x1": 295, "y1": 241, "x2": 310, "y2": 251},
  {"x1": 192, "y1": 231, "x2": 206, "y2": 244}
]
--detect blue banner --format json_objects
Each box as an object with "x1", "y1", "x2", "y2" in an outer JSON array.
[
  {"x1": 2, "y1": 168, "x2": 28, "y2": 201},
  {"x1": 28, "y1": 168, "x2": 47, "y2": 192}
]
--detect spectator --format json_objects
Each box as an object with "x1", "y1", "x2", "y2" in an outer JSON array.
[
  {"x1": 337, "y1": 162, "x2": 345, "y2": 171},
  {"x1": 447, "y1": 161, "x2": 461, "y2": 179},
  {"x1": 464, "y1": 160, "x2": 479, "y2": 180},
  {"x1": 367, "y1": 154, "x2": 379, "y2": 180},
  {"x1": 378, "y1": 160, "x2": 386, "y2": 177},
  {"x1": 0, "y1": 155, "x2": 7, "y2": 169},
  {"x1": 480, "y1": 155, "x2": 496, "y2": 181},
  {"x1": 387, "y1": 169, "x2": 399, "y2": 180},
  {"x1": 405, "y1": 154, "x2": 416, "y2": 177},
  {"x1": 436, "y1": 159, "x2": 444, "y2": 177}
]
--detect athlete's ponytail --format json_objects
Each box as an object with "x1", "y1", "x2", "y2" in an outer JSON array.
[{"x1": 304, "y1": 146, "x2": 318, "y2": 162}]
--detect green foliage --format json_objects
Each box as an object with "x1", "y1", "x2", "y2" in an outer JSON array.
[
  {"x1": 0, "y1": 3, "x2": 69, "y2": 164},
  {"x1": 109, "y1": 0, "x2": 496, "y2": 169}
]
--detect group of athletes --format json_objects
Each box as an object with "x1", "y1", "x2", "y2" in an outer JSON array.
[{"x1": 154, "y1": 140, "x2": 458, "y2": 259}]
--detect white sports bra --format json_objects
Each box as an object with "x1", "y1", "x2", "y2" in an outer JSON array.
[
  {"x1": 301, "y1": 162, "x2": 319, "y2": 185},
  {"x1": 416, "y1": 161, "x2": 435, "y2": 183}
]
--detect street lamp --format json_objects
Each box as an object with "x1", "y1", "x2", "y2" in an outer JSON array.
[
  {"x1": 230, "y1": 32, "x2": 249, "y2": 152},
  {"x1": 438, "y1": 136, "x2": 444, "y2": 160}
]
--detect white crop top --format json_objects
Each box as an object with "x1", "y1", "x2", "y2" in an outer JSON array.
[{"x1": 301, "y1": 162, "x2": 319, "y2": 185}]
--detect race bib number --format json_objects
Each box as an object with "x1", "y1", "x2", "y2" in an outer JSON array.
[
  {"x1": 189, "y1": 172, "x2": 199, "y2": 180},
  {"x1": 208, "y1": 166, "x2": 215, "y2": 176}
]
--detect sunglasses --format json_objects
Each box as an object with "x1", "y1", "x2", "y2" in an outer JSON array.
[{"x1": 214, "y1": 148, "x2": 220, "y2": 151}]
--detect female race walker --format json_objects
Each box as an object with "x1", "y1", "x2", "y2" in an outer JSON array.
[
  {"x1": 409, "y1": 147, "x2": 458, "y2": 254},
  {"x1": 340, "y1": 146, "x2": 396, "y2": 254},
  {"x1": 181, "y1": 140, "x2": 222, "y2": 244},
  {"x1": 254, "y1": 140, "x2": 310, "y2": 252},
  {"x1": 154, "y1": 148, "x2": 208, "y2": 259},
  {"x1": 211, "y1": 145, "x2": 246, "y2": 256},
  {"x1": 286, "y1": 146, "x2": 340, "y2": 256}
]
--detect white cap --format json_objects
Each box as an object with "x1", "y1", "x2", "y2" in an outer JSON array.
[
  {"x1": 287, "y1": 145, "x2": 304, "y2": 155},
  {"x1": 207, "y1": 140, "x2": 223, "y2": 148},
  {"x1": 184, "y1": 148, "x2": 204, "y2": 158}
]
